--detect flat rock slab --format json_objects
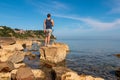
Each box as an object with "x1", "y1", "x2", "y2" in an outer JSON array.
[
  {"x1": 0, "y1": 37, "x2": 16, "y2": 45},
  {"x1": 52, "y1": 42, "x2": 70, "y2": 52}
]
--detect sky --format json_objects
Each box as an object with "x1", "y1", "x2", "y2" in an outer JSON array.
[{"x1": 0, "y1": 0, "x2": 120, "y2": 39}]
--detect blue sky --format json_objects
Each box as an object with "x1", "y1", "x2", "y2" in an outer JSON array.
[{"x1": 0, "y1": 0, "x2": 120, "y2": 39}]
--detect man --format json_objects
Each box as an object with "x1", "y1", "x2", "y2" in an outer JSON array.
[{"x1": 44, "y1": 13, "x2": 54, "y2": 46}]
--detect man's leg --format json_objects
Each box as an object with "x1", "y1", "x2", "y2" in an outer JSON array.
[
  {"x1": 47, "y1": 35, "x2": 51, "y2": 45},
  {"x1": 44, "y1": 37, "x2": 47, "y2": 46},
  {"x1": 47, "y1": 29, "x2": 52, "y2": 45}
]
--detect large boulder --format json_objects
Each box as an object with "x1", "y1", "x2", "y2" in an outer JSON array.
[
  {"x1": 52, "y1": 67, "x2": 80, "y2": 80},
  {"x1": 1, "y1": 43, "x2": 23, "y2": 51},
  {"x1": 0, "y1": 61, "x2": 14, "y2": 72},
  {"x1": 52, "y1": 42, "x2": 69, "y2": 52},
  {"x1": 52, "y1": 67, "x2": 104, "y2": 80},
  {"x1": 40, "y1": 46, "x2": 67, "y2": 63},
  {"x1": 11, "y1": 69, "x2": 45, "y2": 80},
  {"x1": 16, "y1": 67, "x2": 35, "y2": 80},
  {"x1": 7, "y1": 51, "x2": 25, "y2": 63},
  {"x1": 0, "y1": 49, "x2": 14, "y2": 62}
]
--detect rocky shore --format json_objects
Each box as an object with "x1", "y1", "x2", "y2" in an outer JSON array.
[{"x1": 0, "y1": 38, "x2": 104, "y2": 80}]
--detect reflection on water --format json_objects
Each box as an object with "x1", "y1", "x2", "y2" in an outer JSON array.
[
  {"x1": 31, "y1": 43, "x2": 40, "y2": 51},
  {"x1": 24, "y1": 54, "x2": 40, "y2": 69}
]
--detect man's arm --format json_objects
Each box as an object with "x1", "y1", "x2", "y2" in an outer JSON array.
[{"x1": 51, "y1": 19, "x2": 54, "y2": 27}]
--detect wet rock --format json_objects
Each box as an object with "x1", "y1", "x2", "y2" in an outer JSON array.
[
  {"x1": 27, "y1": 53, "x2": 36, "y2": 60},
  {"x1": 40, "y1": 46, "x2": 67, "y2": 63},
  {"x1": 0, "y1": 61, "x2": 14, "y2": 72},
  {"x1": 52, "y1": 42, "x2": 70, "y2": 52},
  {"x1": 16, "y1": 67, "x2": 35, "y2": 80},
  {"x1": 40, "y1": 60, "x2": 56, "y2": 68},
  {"x1": 115, "y1": 68, "x2": 120, "y2": 77},
  {"x1": 52, "y1": 67, "x2": 104, "y2": 80},
  {"x1": 7, "y1": 51, "x2": 25, "y2": 63},
  {"x1": 52, "y1": 67, "x2": 79, "y2": 80},
  {"x1": 79, "y1": 75, "x2": 104, "y2": 80},
  {"x1": 40, "y1": 60, "x2": 66, "y2": 68},
  {"x1": 25, "y1": 51, "x2": 32, "y2": 56},
  {"x1": 62, "y1": 72, "x2": 80, "y2": 80},
  {"x1": 41, "y1": 66, "x2": 53, "y2": 80}
]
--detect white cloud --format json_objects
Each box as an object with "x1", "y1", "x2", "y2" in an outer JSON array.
[
  {"x1": 54, "y1": 14, "x2": 120, "y2": 30},
  {"x1": 51, "y1": 1, "x2": 68, "y2": 10},
  {"x1": 26, "y1": 0, "x2": 69, "y2": 14}
]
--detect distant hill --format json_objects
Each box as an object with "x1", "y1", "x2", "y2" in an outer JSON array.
[{"x1": 0, "y1": 26, "x2": 56, "y2": 39}]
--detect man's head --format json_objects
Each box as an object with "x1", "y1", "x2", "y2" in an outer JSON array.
[{"x1": 47, "y1": 13, "x2": 51, "y2": 18}]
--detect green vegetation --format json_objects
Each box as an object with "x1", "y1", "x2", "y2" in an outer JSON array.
[{"x1": 0, "y1": 26, "x2": 56, "y2": 39}]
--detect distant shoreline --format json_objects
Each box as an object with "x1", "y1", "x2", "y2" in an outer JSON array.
[{"x1": 0, "y1": 26, "x2": 56, "y2": 39}]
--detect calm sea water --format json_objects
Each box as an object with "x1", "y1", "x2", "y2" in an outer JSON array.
[
  {"x1": 24, "y1": 39, "x2": 120, "y2": 80},
  {"x1": 57, "y1": 39, "x2": 120, "y2": 80}
]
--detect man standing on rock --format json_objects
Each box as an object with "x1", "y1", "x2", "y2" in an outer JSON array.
[{"x1": 44, "y1": 13, "x2": 54, "y2": 46}]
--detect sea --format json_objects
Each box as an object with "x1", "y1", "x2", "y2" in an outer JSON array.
[
  {"x1": 57, "y1": 38, "x2": 120, "y2": 80},
  {"x1": 24, "y1": 38, "x2": 120, "y2": 80}
]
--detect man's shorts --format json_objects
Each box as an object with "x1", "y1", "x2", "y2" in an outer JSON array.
[{"x1": 45, "y1": 29, "x2": 52, "y2": 37}]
